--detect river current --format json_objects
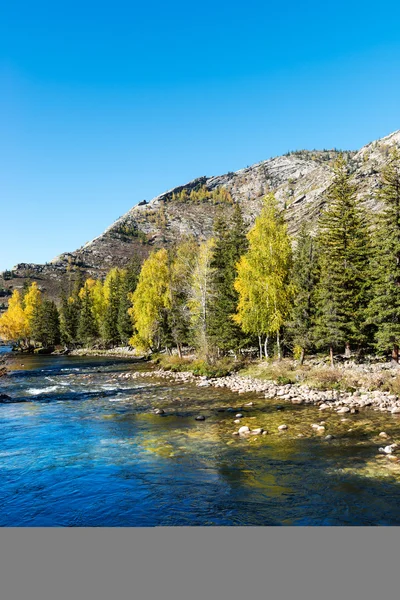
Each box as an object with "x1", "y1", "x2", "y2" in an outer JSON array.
[{"x1": 2, "y1": 349, "x2": 400, "y2": 526}]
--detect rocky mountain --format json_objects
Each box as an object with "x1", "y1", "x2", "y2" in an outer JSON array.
[{"x1": 1, "y1": 129, "x2": 400, "y2": 302}]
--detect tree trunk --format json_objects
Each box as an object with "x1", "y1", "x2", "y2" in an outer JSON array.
[
  {"x1": 258, "y1": 335, "x2": 263, "y2": 360},
  {"x1": 177, "y1": 344, "x2": 182, "y2": 359},
  {"x1": 392, "y1": 344, "x2": 399, "y2": 363},
  {"x1": 264, "y1": 335, "x2": 269, "y2": 359},
  {"x1": 345, "y1": 342, "x2": 351, "y2": 358},
  {"x1": 329, "y1": 345, "x2": 334, "y2": 368},
  {"x1": 300, "y1": 347, "x2": 305, "y2": 366},
  {"x1": 276, "y1": 331, "x2": 281, "y2": 361}
]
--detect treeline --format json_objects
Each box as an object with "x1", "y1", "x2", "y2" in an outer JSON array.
[{"x1": 2, "y1": 150, "x2": 400, "y2": 363}]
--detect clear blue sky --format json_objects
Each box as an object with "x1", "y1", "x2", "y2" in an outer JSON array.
[{"x1": 1, "y1": 1, "x2": 400, "y2": 271}]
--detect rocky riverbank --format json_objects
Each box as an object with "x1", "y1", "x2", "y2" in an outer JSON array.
[
  {"x1": 117, "y1": 367, "x2": 400, "y2": 414},
  {"x1": 68, "y1": 347, "x2": 143, "y2": 358}
]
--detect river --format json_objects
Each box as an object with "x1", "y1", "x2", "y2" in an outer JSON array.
[{"x1": 1, "y1": 350, "x2": 400, "y2": 526}]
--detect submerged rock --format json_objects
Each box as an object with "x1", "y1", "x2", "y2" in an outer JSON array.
[
  {"x1": 251, "y1": 428, "x2": 263, "y2": 435},
  {"x1": 278, "y1": 424, "x2": 288, "y2": 431},
  {"x1": 195, "y1": 415, "x2": 206, "y2": 421},
  {"x1": 325, "y1": 435, "x2": 335, "y2": 441},
  {"x1": 154, "y1": 408, "x2": 165, "y2": 415}
]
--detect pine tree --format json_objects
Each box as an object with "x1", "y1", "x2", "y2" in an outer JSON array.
[
  {"x1": 59, "y1": 272, "x2": 83, "y2": 348},
  {"x1": 167, "y1": 237, "x2": 197, "y2": 357},
  {"x1": 77, "y1": 284, "x2": 98, "y2": 346},
  {"x1": 208, "y1": 203, "x2": 249, "y2": 356},
  {"x1": 233, "y1": 194, "x2": 294, "y2": 360},
  {"x1": 367, "y1": 148, "x2": 400, "y2": 361},
  {"x1": 31, "y1": 300, "x2": 60, "y2": 348},
  {"x1": 103, "y1": 268, "x2": 122, "y2": 346},
  {"x1": 314, "y1": 155, "x2": 370, "y2": 365},
  {"x1": 59, "y1": 294, "x2": 80, "y2": 347},
  {"x1": 287, "y1": 225, "x2": 319, "y2": 364}
]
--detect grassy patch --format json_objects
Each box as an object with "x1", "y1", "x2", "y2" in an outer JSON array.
[{"x1": 152, "y1": 355, "x2": 245, "y2": 378}]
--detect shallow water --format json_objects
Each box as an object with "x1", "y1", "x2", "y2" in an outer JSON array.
[{"x1": 2, "y1": 352, "x2": 400, "y2": 526}]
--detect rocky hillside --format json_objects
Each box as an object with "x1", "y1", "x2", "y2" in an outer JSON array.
[{"x1": 1, "y1": 129, "x2": 400, "y2": 302}]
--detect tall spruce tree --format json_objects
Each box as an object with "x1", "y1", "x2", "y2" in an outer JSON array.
[
  {"x1": 314, "y1": 155, "x2": 370, "y2": 365},
  {"x1": 208, "y1": 203, "x2": 249, "y2": 356},
  {"x1": 288, "y1": 225, "x2": 319, "y2": 364},
  {"x1": 77, "y1": 285, "x2": 98, "y2": 346},
  {"x1": 367, "y1": 149, "x2": 400, "y2": 361},
  {"x1": 103, "y1": 269, "x2": 122, "y2": 346},
  {"x1": 31, "y1": 300, "x2": 60, "y2": 348},
  {"x1": 167, "y1": 238, "x2": 197, "y2": 357}
]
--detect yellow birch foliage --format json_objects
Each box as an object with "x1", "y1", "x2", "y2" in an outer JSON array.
[
  {"x1": 0, "y1": 290, "x2": 30, "y2": 342},
  {"x1": 234, "y1": 194, "x2": 294, "y2": 338},
  {"x1": 128, "y1": 249, "x2": 170, "y2": 351}
]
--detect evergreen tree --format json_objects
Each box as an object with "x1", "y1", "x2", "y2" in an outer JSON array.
[
  {"x1": 59, "y1": 294, "x2": 80, "y2": 347},
  {"x1": 314, "y1": 156, "x2": 370, "y2": 365},
  {"x1": 31, "y1": 300, "x2": 60, "y2": 348},
  {"x1": 103, "y1": 268, "x2": 122, "y2": 346},
  {"x1": 287, "y1": 225, "x2": 319, "y2": 364},
  {"x1": 167, "y1": 237, "x2": 197, "y2": 357},
  {"x1": 77, "y1": 285, "x2": 98, "y2": 346},
  {"x1": 367, "y1": 149, "x2": 400, "y2": 361},
  {"x1": 208, "y1": 203, "x2": 249, "y2": 356},
  {"x1": 234, "y1": 194, "x2": 294, "y2": 360}
]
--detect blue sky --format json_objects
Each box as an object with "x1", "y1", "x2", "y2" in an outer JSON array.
[{"x1": 1, "y1": 0, "x2": 400, "y2": 271}]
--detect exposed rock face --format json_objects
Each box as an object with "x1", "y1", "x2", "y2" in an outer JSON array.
[{"x1": 1, "y1": 130, "x2": 400, "y2": 301}]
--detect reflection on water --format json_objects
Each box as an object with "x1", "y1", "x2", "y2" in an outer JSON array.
[{"x1": 1, "y1": 353, "x2": 400, "y2": 526}]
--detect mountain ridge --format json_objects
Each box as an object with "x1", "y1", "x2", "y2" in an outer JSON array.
[{"x1": 1, "y1": 129, "x2": 399, "y2": 301}]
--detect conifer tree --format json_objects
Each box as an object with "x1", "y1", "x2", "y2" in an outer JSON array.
[
  {"x1": 367, "y1": 149, "x2": 400, "y2": 361},
  {"x1": 314, "y1": 156, "x2": 370, "y2": 364},
  {"x1": 59, "y1": 294, "x2": 80, "y2": 347},
  {"x1": 31, "y1": 300, "x2": 60, "y2": 348},
  {"x1": 234, "y1": 194, "x2": 294, "y2": 360},
  {"x1": 103, "y1": 268, "x2": 122, "y2": 346},
  {"x1": 167, "y1": 237, "x2": 197, "y2": 357},
  {"x1": 208, "y1": 203, "x2": 249, "y2": 356},
  {"x1": 287, "y1": 225, "x2": 319, "y2": 364},
  {"x1": 77, "y1": 284, "x2": 98, "y2": 346},
  {"x1": 59, "y1": 273, "x2": 83, "y2": 347}
]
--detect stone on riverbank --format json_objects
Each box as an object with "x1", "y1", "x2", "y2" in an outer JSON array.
[{"x1": 238, "y1": 426, "x2": 250, "y2": 434}]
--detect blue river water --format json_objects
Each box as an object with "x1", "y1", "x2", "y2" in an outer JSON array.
[{"x1": 2, "y1": 349, "x2": 400, "y2": 526}]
